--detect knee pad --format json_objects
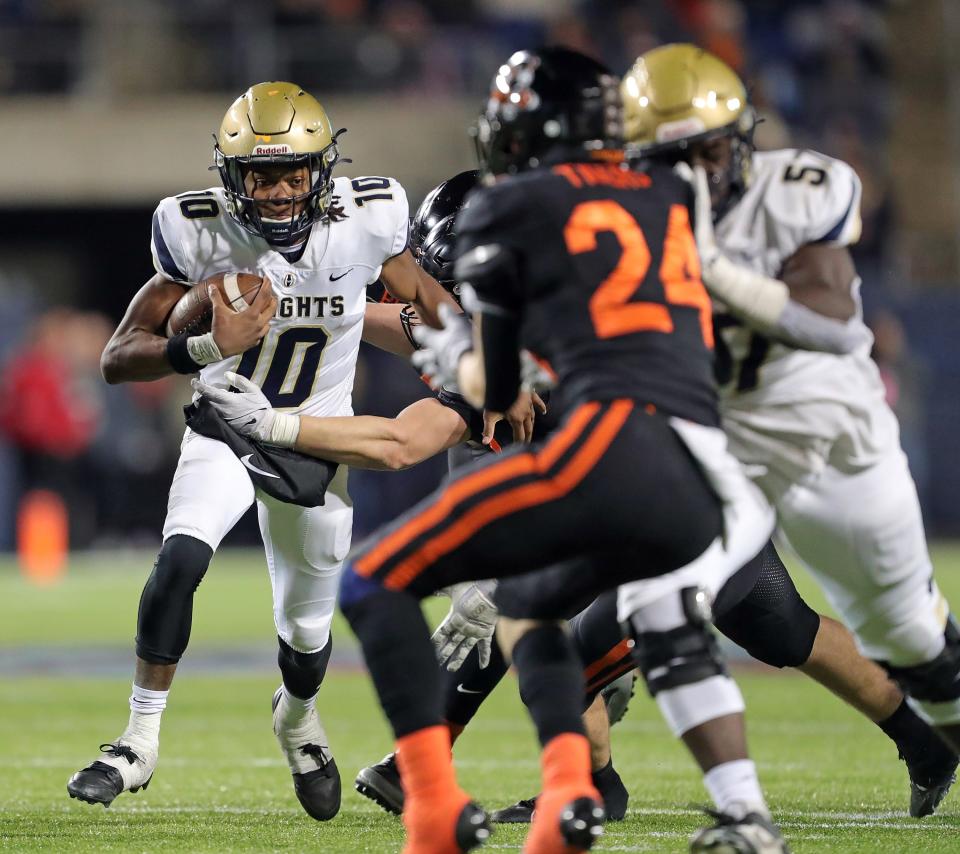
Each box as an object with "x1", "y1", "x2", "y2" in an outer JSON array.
[
  {"x1": 884, "y1": 618, "x2": 960, "y2": 706},
  {"x1": 629, "y1": 587, "x2": 727, "y2": 696},
  {"x1": 278, "y1": 634, "x2": 333, "y2": 699},
  {"x1": 135, "y1": 534, "x2": 213, "y2": 664},
  {"x1": 713, "y1": 549, "x2": 819, "y2": 669}
]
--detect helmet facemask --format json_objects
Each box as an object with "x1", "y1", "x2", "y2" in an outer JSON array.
[
  {"x1": 629, "y1": 108, "x2": 756, "y2": 216},
  {"x1": 215, "y1": 134, "x2": 342, "y2": 247}
]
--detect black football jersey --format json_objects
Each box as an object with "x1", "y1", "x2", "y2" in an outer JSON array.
[{"x1": 455, "y1": 161, "x2": 719, "y2": 427}]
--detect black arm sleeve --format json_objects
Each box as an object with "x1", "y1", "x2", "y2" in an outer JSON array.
[
  {"x1": 481, "y1": 311, "x2": 522, "y2": 413},
  {"x1": 455, "y1": 183, "x2": 531, "y2": 414}
]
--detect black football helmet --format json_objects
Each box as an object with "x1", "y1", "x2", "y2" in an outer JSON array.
[
  {"x1": 472, "y1": 46, "x2": 622, "y2": 178},
  {"x1": 411, "y1": 170, "x2": 479, "y2": 299}
]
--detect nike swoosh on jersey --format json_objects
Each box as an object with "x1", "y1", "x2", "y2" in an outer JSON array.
[
  {"x1": 456, "y1": 684, "x2": 484, "y2": 694},
  {"x1": 240, "y1": 454, "x2": 280, "y2": 479},
  {"x1": 329, "y1": 269, "x2": 353, "y2": 281}
]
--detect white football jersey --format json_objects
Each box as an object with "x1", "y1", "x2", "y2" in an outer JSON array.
[
  {"x1": 151, "y1": 176, "x2": 409, "y2": 416},
  {"x1": 714, "y1": 149, "x2": 896, "y2": 481}
]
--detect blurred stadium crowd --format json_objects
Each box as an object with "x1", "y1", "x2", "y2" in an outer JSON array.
[{"x1": 0, "y1": 0, "x2": 944, "y2": 553}]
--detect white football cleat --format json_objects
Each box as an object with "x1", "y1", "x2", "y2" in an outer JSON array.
[
  {"x1": 67, "y1": 736, "x2": 158, "y2": 807},
  {"x1": 690, "y1": 810, "x2": 790, "y2": 853},
  {"x1": 272, "y1": 687, "x2": 341, "y2": 821}
]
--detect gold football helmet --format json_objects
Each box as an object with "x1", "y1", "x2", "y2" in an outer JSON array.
[
  {"x1": 621, "y1": 44, "x2": 756, "y2": 196},
  {"x1": 214, "y1": 82, "x2": 344, "y2": 245}
]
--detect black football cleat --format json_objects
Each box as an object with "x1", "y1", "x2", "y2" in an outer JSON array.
[
  {"x1": 559, "y1": 796, "x2": 605, "y2": 850},
  {"x1": 489, "y1": 796, "x2": 536, "y2": 824},
  {"x1": 272, "y1": 687, "x2": 341, "y2": 821},
  {"x1": 454, "y1": 801, "x2": 491, "y2": 851},
  {"x1": 490, "y1": 762, "x2": 628, "y2": 824},
  {"x1": 355, "y1": 751, "x2": 404, "y2": 815},
  {"x1": 67, "y1": 742, "x2": 155, "y2": 807},
  {"x1": 906, "y1": 748, "x2": 957, "y2": 818}
]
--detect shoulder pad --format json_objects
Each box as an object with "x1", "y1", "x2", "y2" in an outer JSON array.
[
  {"x1": 338, "y1": 176, "x2": 410, "y2": 261},
  {"x1": 150, "y1": 195, "x2": 191, "y2": 283},
  {"x1": 754, "y1": 149, "x2": 862, "y2": 247},
  {"x1": 151, "y1": 188, "x2": 229, "y2": 284}
]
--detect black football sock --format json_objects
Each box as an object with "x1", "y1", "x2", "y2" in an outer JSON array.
[
  {"x1": 278, "y1": 634, "x2": 332, "y2": 700},
  {"x1": 591, "y1": 759, "x2": 629, "y2": 820},
  {"x1": 442, "y1": 640, "x2": 510, "y2": 727},
  {"x1": 343, "y1": 589, "x2": 443, "y2": 738},
  {"x1": 879, "y1": 699, "x2": 958, "y2": 782},
  {"x1": 513, "y1": 624, "x2": 586, "y2": 747}
]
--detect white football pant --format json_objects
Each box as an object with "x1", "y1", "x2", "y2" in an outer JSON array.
[{"x1": 163, "y1": 429, "x2": 352, "y2": 653}]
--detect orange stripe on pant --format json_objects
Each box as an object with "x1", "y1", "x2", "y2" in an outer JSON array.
[
  {"x1": 382, "y1": 400, "x2": 635, "y2": 590},
  {"x1": 355, "y1": 402, "x2": 601, "y2": 578},
  {"x1": 583, "y1": 639, "x2": 634, "y2": 683},
  {"x1": 586, "y1": 658, "x2": 636, "y2": 695}
]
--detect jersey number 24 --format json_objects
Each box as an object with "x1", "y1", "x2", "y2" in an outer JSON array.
[{"x1": 563, "y1": 201, "x2": 713, "y2": 347}]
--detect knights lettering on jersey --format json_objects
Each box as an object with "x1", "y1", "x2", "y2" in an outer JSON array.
[
  {"x1": 277, "y1": 295, "x2": 345, "y2": 319},
  {"x1": 149, "y1": 176, "x2": 409, "y2": 416}
]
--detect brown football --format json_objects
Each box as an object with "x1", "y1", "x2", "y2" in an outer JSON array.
[{"x1": 164, "y1": 272, "x2": 267, "y2": 337}]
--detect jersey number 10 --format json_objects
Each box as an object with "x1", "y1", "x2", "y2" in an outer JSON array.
[
  {"x1": 563, "y1": 201, "x2": 713, "y2": 347},
  {"x1": 233, "y1": 327, "x2": 331, "y2": 408}
]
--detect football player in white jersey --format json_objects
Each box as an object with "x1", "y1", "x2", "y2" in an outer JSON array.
[
  {"x1": 621, "y1": 46, "x2": 960, "y2": 768},
  {"x1": 67, "y1": 82, "x2": 456, "y2": 818}
]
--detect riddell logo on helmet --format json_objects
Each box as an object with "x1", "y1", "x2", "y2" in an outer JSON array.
[
  {"x1": 252, "y1": 144, "x2": 294, "y2": 156},
  {"x1": 655, "y1": 117, "x2": 707, "y2": 143}
]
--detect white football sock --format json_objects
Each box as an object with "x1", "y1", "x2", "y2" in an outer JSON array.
[
  {"x1": 125, "y1": 684, "x2": 167, "y2": 744},
  {"x1": 703, "y1": 759, "x2": 769, "y2": 820},
  {"x1": 130, "y1": 683, "x2": 168, "y2": 715},
  {"x1": 280, "y1": 685, "x2": 317, "y2": 721}
]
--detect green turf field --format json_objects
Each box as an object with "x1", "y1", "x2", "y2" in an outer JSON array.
[{"x1": 2, "y1": 545, "x2": 960, "y2": 852}]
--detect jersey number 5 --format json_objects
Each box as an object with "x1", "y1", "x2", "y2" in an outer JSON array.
[{"x1": 563, "y1": 201, "x2": 713, "y2": 347}]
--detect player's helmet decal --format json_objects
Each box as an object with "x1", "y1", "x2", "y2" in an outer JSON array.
[
  {"x1": 621, "y1": 44, "x2": 757, "y2": 203},
  {"x1": 214, "y1": 82, "x2": 345, "y2": 246},
  {"x1": 472, "y1": 47, "x2": 623, "y2": 178}
]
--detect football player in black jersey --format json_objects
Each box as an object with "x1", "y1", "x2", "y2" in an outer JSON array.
[{"x1": 340, "y1": 48, "x2": 788, "y2": 854}]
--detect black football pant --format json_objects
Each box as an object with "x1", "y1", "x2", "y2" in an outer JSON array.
[{"x1": 339, "y1": 400, "x2": 723, "y2": 739}]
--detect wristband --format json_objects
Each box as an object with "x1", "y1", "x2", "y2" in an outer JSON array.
[
  {"x1": 186, "y1": 332, "x2": 224, "y2": 366},
  {"x1": 166, "y1": 333, "x2": 203, "y2": 375},
  {"x1": 269, "y1": 412, "x2": 301, "y2": 449}
]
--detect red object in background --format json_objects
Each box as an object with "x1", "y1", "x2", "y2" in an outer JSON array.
[
  {"x1": 0, "y1": 348, "x2": 97, "y2": 457},
  {"x1": 17, "y1": 488, "x2": 68, "y2": 584}
]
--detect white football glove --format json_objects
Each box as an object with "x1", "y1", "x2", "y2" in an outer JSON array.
[
  {"x1": 520, "y1": 349, "x2": 557, "y2": 393},
  {"x1": 191, "y1": 371, "x2": 300, "y2": 448},
  {"x1": 411, "y1": 303, "x2": 473, "y2": 392},
  {"x1": 673, "y1": 161, "x2": 720, "y2": 266},
  {"x1": 432, "y1": 581, "x2": 499, "y2": 671}
]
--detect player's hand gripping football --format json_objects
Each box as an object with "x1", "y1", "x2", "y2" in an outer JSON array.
[
  {"x1": 410, "y1": 303, "x2": 473, "y2": 391},
  {"x1": 192, "y1": 371, "x2": 300, "y2": 448},
  {"x1": 210, "y1": 279, "x2": 277, "y2": 358},
  {"x1": 432, "y1": 581, "x2": 499, "y2": 671}
]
